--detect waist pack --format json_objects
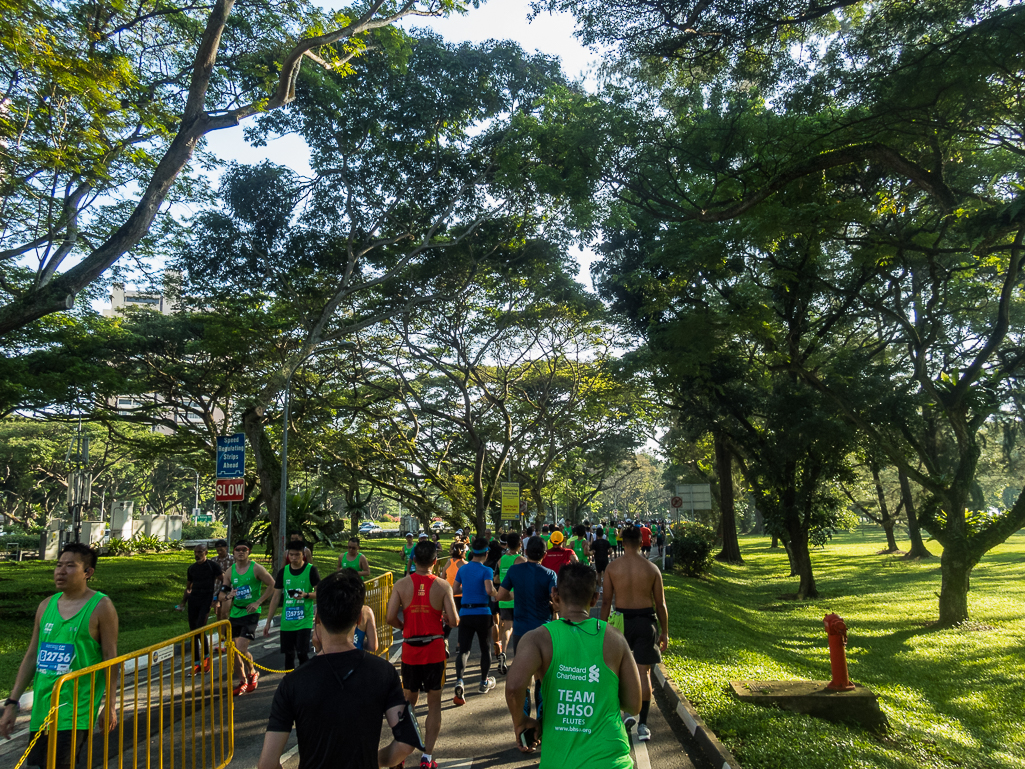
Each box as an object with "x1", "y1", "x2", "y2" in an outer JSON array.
[{"x1": 403, "y1": 634, "x2": 444, "y2": 647}]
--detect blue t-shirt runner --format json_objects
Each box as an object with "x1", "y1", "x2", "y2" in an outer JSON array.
[
  {"x1": 453, "y1": 549, "x2": 499, "y2": 704},
  {"x1": 501, "y1": 561, "x2": 557, "y2": 641},
  {"x1": 454, "y1": 561, "x2": 494, "y2": 616}
]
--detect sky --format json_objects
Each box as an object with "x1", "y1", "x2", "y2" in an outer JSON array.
[{"x1": 199, "y1": 0, "x2": 602, "y2": 287}]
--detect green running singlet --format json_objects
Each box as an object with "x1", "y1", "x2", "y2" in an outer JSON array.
[
  {"x1": 340, "y1": 551, "x2": 365, "y2": 581},
  {"x1": 571, "y1": 538, "x2": 588, "y2": 563},
  {"x1": 539, "y1": 618, "x2": 632, "y2": 769},
  {"x1": 230, "y1": 562, "x2": 263, "y2": 619},
  {"x1": 280, "y1": 563, "x2": 315, "y2": 631},
  {"x1": 498, "y1": 553, "x2": 519, "y2": 609},
  {"x1": 402, "y1": 544, "x2": 416, "y2": 573},
  {"x1": 31, "y1": 591, "x2": 107, "y2": 730}
]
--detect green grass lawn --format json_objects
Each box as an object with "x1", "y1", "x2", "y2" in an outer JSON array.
[
  {"x1": 0, "y1": 534, "x2": 423, "y2": 692},
  {"x1": 663, "y1": 526, "x2": 1025, "y2": 769}
]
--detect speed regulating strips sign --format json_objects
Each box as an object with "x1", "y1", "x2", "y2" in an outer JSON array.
[{"x1": 502, "y1": 482, "x2": 520, "y2": 520}]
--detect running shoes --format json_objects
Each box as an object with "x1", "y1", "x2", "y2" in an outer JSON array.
[
  {"x1": 453, "y1": 680, "x2": 465, "y2": 706},
  {"x1": 496, "y1": 652, "x2": 508, "y2": 675},
  {"x1": 479, "y1": 676, "x2": 496, "y2": 694},
  {"x1": 247, "y1": 670, "x2": 259, "y2": 691},
  {"x1": 622, "y1": 712, "x2": 637, "y2": 732},
  {"x1": 636, "y1": 723, "x2": 651, "y2": 741}
]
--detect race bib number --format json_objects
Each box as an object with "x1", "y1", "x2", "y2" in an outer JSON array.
[
  {"x1": 37, "y1": 642, "x2": 75, "y2": 674},
  {"x1": 284, "y1": 606, "x2": 305, "y2": 622},
  {"x1": 234, "y1": 584, "x2": 252, "y2": 600}
]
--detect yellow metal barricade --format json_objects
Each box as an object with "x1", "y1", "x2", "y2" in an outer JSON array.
[
  {"x1": 365, "y1": 572, "x2": 394, "y2": 658},
  {"x1": 36, "y1": 621, "x2": 234, "y2": 769}
]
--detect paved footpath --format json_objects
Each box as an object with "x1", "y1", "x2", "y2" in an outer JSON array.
[{"x1": 228, "y1": 572, "x2": 708, "y2": 769}]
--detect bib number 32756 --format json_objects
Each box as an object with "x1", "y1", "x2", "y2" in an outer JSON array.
[{"x1": 37, "y1": 642, "x2": 75, "y2": 674}]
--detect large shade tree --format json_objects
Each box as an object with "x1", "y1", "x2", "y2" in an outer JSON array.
[
  {"x1": 0, "y1": 0, "x2": 476, "y2": 336},
  {"x1": 528, "y1": 0, "x2": 1025, "y2": 622}
]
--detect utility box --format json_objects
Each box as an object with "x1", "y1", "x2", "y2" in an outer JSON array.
[
  {"x1": 80, "y1": 521, "x2": 106, "y2": 547},
  {"x1": 167, "y1": 515, "x2": 183, "y2": 541},
  {"x1": 110, "y1": 500, "x2": 135, "y2": 539},
  {"x1": 141, "y1": 514, "x2": 167, "y2": 539},
  {"x1": 42, "y1": 519, "x2": 64, "y2": 560},
  {"x1": 400, "y1": 515, "x2": 420, "y2": 536}
]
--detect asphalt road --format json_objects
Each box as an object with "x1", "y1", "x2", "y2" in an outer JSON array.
[{"x1": 227, "y1": 563, "x2": 706, "y2": 769}]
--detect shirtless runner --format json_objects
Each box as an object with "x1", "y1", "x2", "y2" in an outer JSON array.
[{"x1": 600, "y1": 525, "x2": 669, "y2": 741}]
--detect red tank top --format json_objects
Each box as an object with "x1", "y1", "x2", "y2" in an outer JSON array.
[
  {"x1": 542, "y1": 547, "x2": 573, "y2": 574},
  {"x1": 403, "y1": 573, "x2": 446, "y2": 665}
]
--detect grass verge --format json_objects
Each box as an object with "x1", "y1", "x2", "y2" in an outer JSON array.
[{"x1": 662, "y1": 526, "x2": 1025, "y2": 769}]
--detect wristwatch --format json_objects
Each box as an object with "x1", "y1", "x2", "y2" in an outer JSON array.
[{"x1": 4, "y1": 698, "x2": 20, "y2": 709}]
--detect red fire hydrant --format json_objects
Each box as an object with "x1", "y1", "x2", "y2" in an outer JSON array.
[{"x1": 823, "y1": 613, "x2": 855, "y2": 691}]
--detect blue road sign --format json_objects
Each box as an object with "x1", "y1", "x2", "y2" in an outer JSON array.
[{"x1": 216, "y1": 434, "x2": 246, "y2": 478}]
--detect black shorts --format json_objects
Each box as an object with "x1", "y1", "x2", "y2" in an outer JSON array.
[
  {"x1": 27, "y1": 729, "x2": 89, "y2": 769},
  {"x1": 595, "y1": 558, "x2": 609, "y2": 573},
  {"x1": 490, "y1": 600, "x2": 499, "y2": 617},
  {"x1": 230, "y1": 614, "x2": 259, "y2": 641},
  {"x1": 641, "y1": 545, "x2": 651, "y2": 554},
  {"x1": 499, "y1": 607, "x2": 514, "y2": 622},
  {"x1": 280, "y1": 628, "x2": 312, "y2": 655},
  {"x1": 622, "y1": 609, "x2": 661, "y2": 665},
  {"x1": 401, "y1": 660, "x2": 446, "y2": 693}
]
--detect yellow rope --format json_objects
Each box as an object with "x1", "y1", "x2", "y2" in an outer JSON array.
[
  {"x1": 228, "y1": 640, "x2": 294, "y2": 675},
  {"x1": 12, "y1": 704, "x2": 59, "y2": 769}
]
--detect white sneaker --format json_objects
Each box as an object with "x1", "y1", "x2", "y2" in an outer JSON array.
[
  {"x1": 622, "y1": 713, "x2": 637, "y2": 732},
  {"x1": 636, "y1": 723, "x2": 651, "y2": 741},
  {"x1": 453, "y1": 680, "x2": 465, "y2": 706},
  {"x1": 479, "y1": 676, "x2": 496, "y2": 693}
]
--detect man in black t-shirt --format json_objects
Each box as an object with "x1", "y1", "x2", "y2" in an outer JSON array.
[
  {"x1": 258, "y1": 570, "x2": 418, "y2": 769},
  {"x1": 591, "y1": 526, "x2": 612, "y2": 579},
  {"x1": 181, "y1": 543, "x2": 222, "y2": 670}
]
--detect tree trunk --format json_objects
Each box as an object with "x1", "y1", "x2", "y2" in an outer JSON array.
[
  {"x1": 899, "y1": 469, "x2": 933, "y2": 558},
  {"x1": 242, "y1": 406, "x2": 282, "y2": 566},
  {"x1": 937, "y1": 544, "x2": 974, "y2": 626},
  {"x1": 786, "y1": 524, "x2": 818, "y2": 599},
  {"x1": 870, "y1": 461, "x2": 900, "y2": 552},
  {"x1": 770, "y1": 533, "x2": 779, "y2": 549},
  {"x1": 713, "y1": 431, "x2": 743, "y2": 563}
]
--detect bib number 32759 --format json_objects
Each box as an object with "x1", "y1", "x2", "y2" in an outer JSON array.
[{"x1": 37, "y1": 642, "x2": 75, "y2": 674}]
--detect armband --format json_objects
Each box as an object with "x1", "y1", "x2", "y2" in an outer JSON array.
[{"x1": 391, "y1": 703, "x2": 425, "y2": 750}]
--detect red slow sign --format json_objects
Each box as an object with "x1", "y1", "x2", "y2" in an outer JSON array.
[
  {"x1": 670, "y1": 496, "x2": 683, "y2": 508},
  {"x1": 215, "y1": 477, "x2": 244, "y2": 502}
]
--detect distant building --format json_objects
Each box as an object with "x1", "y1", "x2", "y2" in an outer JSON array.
[{"x1": 102, "y1": 283, "x2": 177, "y2": 317}]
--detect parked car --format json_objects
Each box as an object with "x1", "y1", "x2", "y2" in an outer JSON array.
[
  {"x1": 359, "y1": 522, "x2": 381, "y2": 533},
  {"x1": 430, "y1": 521, "x2": 445, "y2": 531}
]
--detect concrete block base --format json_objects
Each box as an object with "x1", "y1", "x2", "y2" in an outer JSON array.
[{"x1": 730, "y1": 679, "x2": 888, "y2": 731}]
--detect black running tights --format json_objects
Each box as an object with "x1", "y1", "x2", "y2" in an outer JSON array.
[{"x1": 455, "y1": 613, "x2": 492, "y2": 681}]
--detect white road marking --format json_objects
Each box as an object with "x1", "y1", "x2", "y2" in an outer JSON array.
[
  {"x1": 632, "y1": 732, "x2": 652, "y2": 769},
  {"x1": 437, "y1": 759, "x2": 474, "y2": 768}
]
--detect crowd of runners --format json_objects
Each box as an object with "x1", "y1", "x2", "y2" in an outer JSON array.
[{"x1": 1, "y1": 518, "x2": 672, "y2": 769}]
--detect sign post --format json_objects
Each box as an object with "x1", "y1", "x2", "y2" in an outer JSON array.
[
  {"x1": 216, "y1": 434, "x2": 246, "y2": 545},
  {"x1": 501, "y1": 483, "x2": 520, "y2": 521},
  {"x1": 674, "y1": 484, "x2": 712, "y2": 524}
]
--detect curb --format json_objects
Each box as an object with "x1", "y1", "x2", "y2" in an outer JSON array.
[{"x1": 654, "y1": 664, "x2": 743, "y2": 769}]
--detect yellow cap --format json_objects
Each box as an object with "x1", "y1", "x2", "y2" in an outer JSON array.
[{"x1": 549, "y1": 530, "x2": 564, "y2": 545}]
